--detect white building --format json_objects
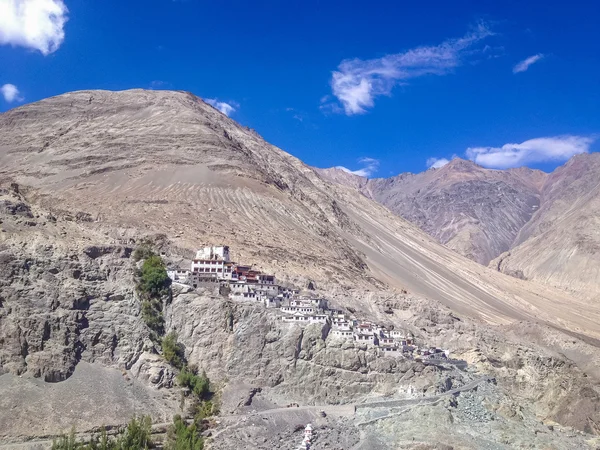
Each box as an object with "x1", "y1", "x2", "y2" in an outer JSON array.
[
  {"x1": 195, "y1": 246, "x2": 231, "y2": 262},
  {"x1": 379, "y1": 337, "x2": 396, "y2": 346},
  {"x1": 330, "y1": 328, "x2": 353, "y2": 339},
  {"x1": 354, "y1": 334, "x2": 375, "y2": 345},
  {"x1": 380, "y1": 344, "x2": 402, "y2": 357},
  {"x1": 281, "y1": 304, "x2": 317, "y2": 315},
  {"x1": 282, "y1": 313, "x2": 328, "y2": 325},
  {"x1": 389, "y1": 330, "x2": 404, "y2": 339},
  {"x1": 229, "y1": 284, "x2": 264, "y2": 303},
  {"x1": 289, "y1": 298, "x2": 328, "y2": 309},
  {"x1": 253, "y1": 283, "x2": 280, "y2": 297},
  {"x1": 282, "y1": 313, "x2": 311, "y2": 324},
  {"x1": 167, "y1": 269, "x2": 190, "y2": 284},
  {"x1": 190, "y1": 246, "x2": 235, "y2": 279},
  {"x1": 307, "y1": 314, "x2": 329, "y2": 324}
]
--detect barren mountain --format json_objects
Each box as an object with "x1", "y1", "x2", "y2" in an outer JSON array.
[
  {"x1": 492, "y1": 152, "x2": 600, "y2": 297},
  {"x1": 2, "y1": 89, "x2": 600, "y2": 448},
  {"x1": 318, "y1": 154, "x2": 600, "y2": 299},
  {"x1": 317, "y1": 159, "x2": 547, "y2": 266},
  {"x1": 1, "y1": 89, "x2": 596, "y2": 332}
]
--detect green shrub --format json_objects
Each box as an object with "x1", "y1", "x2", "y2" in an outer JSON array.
[
  {"x1": 162, "y1": 332, "x2": 185, "y2": 370},
  {"x1": 141, "y1": 299, "x2": 164, "y2": 338},
  {"x1": 139, "y1": 255, "x2": 171, "y2": 298},
  {"x1": 132, "y1": 244, "x2": 155, "y2": 262},
  {"x1": 134, "y1": 249, "x2": 170, "y2": 339},
  {"x1": 165, "y1": 415, "x2": 204, "y2": 450},
  {"x1": 194, "y1": 400, "x2": 218, "y2": 422},
  {"x1": 115, "y1": 415, "x2": 152, "y2": 449},
  {"x1": 51, "y1": 427, "x2": 78, "y2": 450},
  {"x1": 177, "y1": 366, "x2": 210, "y2": 400},
  {"x1": 51, "y1": 416, "x2": 152, "y2": 450}
]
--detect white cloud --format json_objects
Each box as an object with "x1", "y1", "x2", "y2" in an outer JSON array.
[
  {"x1": 325, "y1": 23, "x2": 494, "y2": 115},
  {"x1": 1, "y1": 83, "x2": 23, "y2": 102},
  {"x1": 336, "y1": 157, "x2": 380, "y2": 177},
  {"x1": 204, "y1": 98, "x2": 238, "y2": 117},
  {"x1": 513, "y1": 54, "x2": 544, "y2": 73},
  {"x1": 466, "y1": 135, "x2": 594, "y2": 169},
  {"x1": 426, "y1": 157, "x2": 450, "y2": 169},
  {"x1": 0, "y1": 0, "x2": 68, "y2": 55},
  {"x1": 149, "y1": 80, "x2": 170, "y2": 90}
]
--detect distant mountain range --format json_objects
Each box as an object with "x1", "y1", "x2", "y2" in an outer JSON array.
[{"x1": 317, "y1": 153, "x2": 600, "y2": 297}]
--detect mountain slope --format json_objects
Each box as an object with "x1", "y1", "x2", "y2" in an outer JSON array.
[
  {"x1": 318, "y1": 154, "x2": 600, "y2": 299},
  {"x1": 317, "y1": 159, "x2": 546, "y2": 265},
  {"x1": 492, "y1": 153, "x2": 600, "y2": 296},
  {"x1": 1, "y1": 89, "x2": 599, "y2": 339},
  {"x1": 3, "y1": 90, "x2": 600, "y2": 446}
]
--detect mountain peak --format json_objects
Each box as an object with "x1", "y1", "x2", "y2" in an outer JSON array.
[{"x1": 441, "y1": 158, "x2": 482, "y2": 171}]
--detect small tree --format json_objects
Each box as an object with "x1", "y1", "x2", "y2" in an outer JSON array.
[
  {"x1": 165, "y1": 415, "x2": 204, "y2": 450},
  {"x1": 139, "y1": 255, "x2": 171, "y2": 297},
  {"x1": 162, "y1": 332, "x2": 186, "y2": 370},
  {"x1": 114, "y1": 416, "x2": 152, "y2": 450},
  {"x1": 141, "y1": 298, "x2": 165, "y2": 338},
  {"x1": 51, "y1": 427, "x2": 78, "y2": 450},
  {"x1": 51, "y1": 416, "x2": 153, "y2": 450},
  {"x1": 177, "y1": 366, "x2": 211, "y2": 400},
  {"x1": 135, "y1": 249, "x2": 170, "y2": 340},
  {"x1": 132, "y1": 244, "x2": 155, "y2": 262}
]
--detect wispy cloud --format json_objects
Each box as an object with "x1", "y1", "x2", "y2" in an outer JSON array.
[
  {"x1": 513, "y1": 54, "x2": 544, "y2": 73},
  {"x1": 285, "y1": 107, "x2": 305, "y2": 122},
  {"x1": 336, "y1": 157, "x2": 380, "y2": 177},
  {"x1": 426, "y1": 157, "x2": 450, "y2": 169},
  {"x1": 0, "y1": 0, "x2": 68, "y2": 55},
  {"x1": 466, "y1": 135, "x2": 594, "y2": 169},
  {"x1": 149, "y1": 80, "x2": 171, "y2": 90},
  {"x1": 205, "y1": 98, "x2": 238, "y2": 117},
  {"x1": 1, "y1": 83, "x2": 23, "y2": 102},
  {"x1": 324, "y1": 23, "x2": 494, "y2": 115}
]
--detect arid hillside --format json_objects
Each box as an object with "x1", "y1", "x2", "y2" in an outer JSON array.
[
  {"x1": 1, "y1": 89, "x2": 597, "y2": 336},
  {"x1": 318, "y1": 160, "x2": 547, "y2": 265},
  {"x1": 318, "y1": 154, "x2": 600, "y2": 299},
  {"x1": 2, "y1": 90, "x2": 600, "y2": 448},
  {"x1": 492, "y1": 152, "x2": 600, "y2": 297}
]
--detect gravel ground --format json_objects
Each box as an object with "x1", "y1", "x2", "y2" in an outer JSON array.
[{"x1": 0, "y1": 362, "x2": 179, "y2": 443}]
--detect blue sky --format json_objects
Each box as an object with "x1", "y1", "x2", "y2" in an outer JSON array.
[{"x1": 1, "y1": 0, "x2": 599, "y2": 177}]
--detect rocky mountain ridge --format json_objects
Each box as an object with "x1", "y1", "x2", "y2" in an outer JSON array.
[
  {"x1": 1, "y1": 89, "x2": 600, "y2": 448},
  {"x1": 317, "y1": 159, "x2": 546, "y2": 266},
  {"x1": 317, "y1": 153, "x2": 600, "y2": 297}
]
